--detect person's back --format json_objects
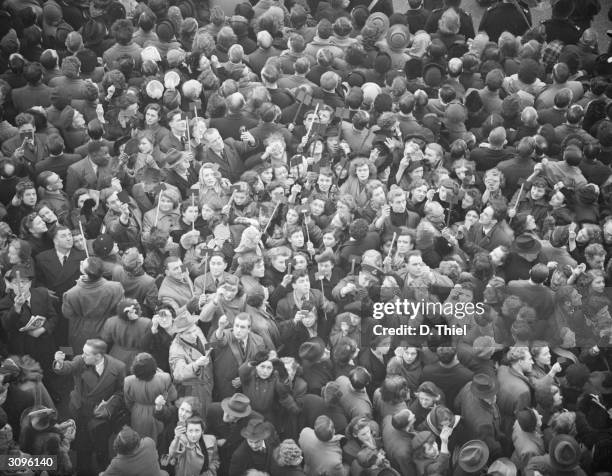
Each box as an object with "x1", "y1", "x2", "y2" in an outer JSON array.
[
  {"x1": 299, "y1": 417, "x2": 346, "y2": 476},
  {"x1": 421, "y1": 347, "x2": 473, "y2": 412},
  {"x1": 478, "y1": 0, "x2": 532, "y2": 42}
]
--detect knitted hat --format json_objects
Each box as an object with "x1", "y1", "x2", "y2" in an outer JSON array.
[
  {"x1": 387, "y1": 24, "x2": 409, "y2": 51},
  {"x1": 277, "y1": 439, "x2": 303, "y2": 466}
]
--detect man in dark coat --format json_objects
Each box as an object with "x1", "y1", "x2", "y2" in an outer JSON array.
[
  {"x1": 34, "y1": 134, "x2": 81, "y2": 183},
  {"x1": 53, "y1": 338, "x2": 127, "y2": 476},
  {"x1": 455, "y1": 373, "x2": 506, "y2": 460},
  {"x1": 209, "y1": 92, "x2": 258, "y2": 140},
  {"x1": 35, "y1": 225, "x2": 86, "y2": 345},
  {"x1": 199, "y1": 128, "x2": 257, "y2": 183},
  {"x1": 11, "y1": 62, "x2": 52, "y2": 113},
  {"x1": 382, "y1": 409, "x2": 418, "y2": 476},
  {"x1": 61, "y1": 257, "x2": 124, "y2": 353},
  {"x1": 0, "y1": 265, "x2": 58, "y2": 386},
  {"x1": 478, "y1": 0, "x2": 532, "y2": 42},
  {"x1": 207, "y1": 393, "x2": 265, "y2": 476},
  {"x1": 228, "y1": 419, "x2": 276, "y2": 476},
  {"x1": 210, "y1": 312, "x2": 267, "y2": 400},
  {"x1": 65, "y1": 142, "x2": 126, "y2": 196}
]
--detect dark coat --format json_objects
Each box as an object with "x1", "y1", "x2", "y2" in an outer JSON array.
[
  {"x1": 455, "y1": 383, "x2": 505, "y2": 460},
  {"x1": 35, "y1": 247, "x2": 86, "y2": 296},
  {"x1": 209, "y1": 113, "x2": 258, "y2": 140},
  {"x1": 54, "y1": 353, "x2": 126, "y2": 417},
  {"x1": 0, "y1": 287, "x2": 58, "y2": 372},
  {"x1": 101, "y1": 437, "x2": 166, "y2": 476},
  {"x1": 198, "y1": 140, "x2": 252, "y2": 183},
  {"x1": 34, "y1": 153, "x2": 78, "y2": 180},
  {"x1": 210, "y1": 329, "x2": 267, "y2": 400}
]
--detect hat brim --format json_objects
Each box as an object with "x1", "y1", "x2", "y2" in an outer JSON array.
[
  {"x1": 240, "y1": 426, "x2": 272, "y2": 440},
  {"x1": 221, "y1": 398, "x2": 252, "y2": 419},
  {"x1": 456, "y1": 440, "x2": 489, "y2": 473}
]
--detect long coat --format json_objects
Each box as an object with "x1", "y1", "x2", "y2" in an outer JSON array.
[
  {"x1": 210, "y1": 329, "x2": 266, "y2": 400},
  {"x1": 124, "y1": 370, "x2": 177, "y2": 442},
  {"x1": 62, "y1": 277, "x2": 125, "y2": 353},
  {"x1": 54, "y1": 353, "x2": 126, "y2": 418},
  {"x1": 100, "y1": 316, "x2": 153, "y2": 371},
  {"x1": 169, "y1": 328, "x2": 214, "y2": 417},
  {"x1": 0, "y1": 287, "x2": 58, "y2": 375}
]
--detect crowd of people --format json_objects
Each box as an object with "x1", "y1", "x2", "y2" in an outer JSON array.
[{"x1": 0, "y1": 0, "x2": 611, "y2": 475}]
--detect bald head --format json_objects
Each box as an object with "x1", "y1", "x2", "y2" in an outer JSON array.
[
  {"x1": 521, "y1": 107, "x2": 538, "y2": 126},
  {"x1": 488, "y1": 127, "x2": 507, "y2": 148},
  {"x1": 227, "y1": 92, "x2": 246, "y2": 114}
]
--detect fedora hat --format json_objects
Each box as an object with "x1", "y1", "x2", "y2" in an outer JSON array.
[
  {"x1": 549, "y1": 435, "x2": 580, "y2": 473},
  {"x1": 470, "y1": 373, "x2": 497, "y2": 399},
  {"x1": 456, "y1": 440, "x2": 489, "y2": 473},
  {"x1": 221, "y1": 393, "x2": 252, "y2": 419},
  {"x1": 170, "y1": 307, "x2": 197, "y2": 334},
  {"x1": 511, "y1": 233, "x2": 541, "y2": 256},
  {"x1": 240, "y1": 418, "x2": 272, "y2": 440}
]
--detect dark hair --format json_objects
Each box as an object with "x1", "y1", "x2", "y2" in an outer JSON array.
[
  {"x1": 116, "y1": 298, "x2": 141, "y2": 321},
  {"x1": 113, "y1": 426, "x2": 140, "y2": 455},
  {"x1": 380, "y1": 375, "x2": 409, "y2": 404},
  {"x1": 111, "y1": 19, "x2": 134, "y2": 45},
  {"x1": 436, "y1": 346, "x2": 456, "y2": 364},
  {"x1": 349, "y1": 366, "x2": 371, "y2": 390},
  {"x1": 83, "y1": 256, "x2": 104, "y2": 280},
  {"x1": 23, "y1": 62, "x2": 43, "y2": 85},
  {"x1": 349, "y1": 218, "x2": 369, "y2": 241},
  {"x1": 185, "y1": 415, "x2": 206, "y2": 432},
  {"x1": 131, "y1": 352, "x2": 157, "y2": 381},
  {"x1": 87, "y1": 119, "x2": 105, "y2": 140}
]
